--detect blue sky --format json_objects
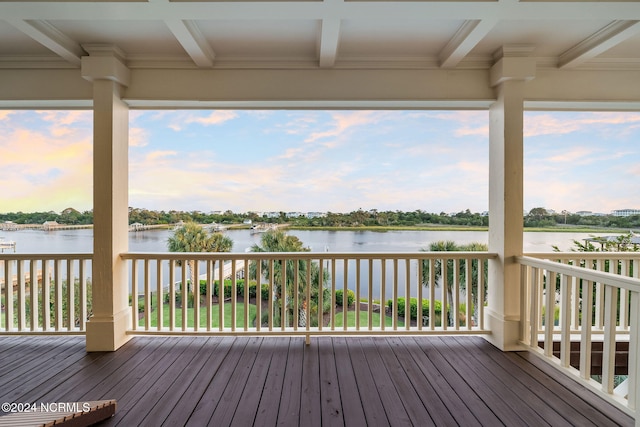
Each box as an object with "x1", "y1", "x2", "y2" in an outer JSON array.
[{"x1": 0, "y1": 109, "x2": 638, "y2": 214}]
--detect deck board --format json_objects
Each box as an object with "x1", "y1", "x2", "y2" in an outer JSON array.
[
  {"x1": 385, "y1": 337, "x2": 457, "y2": 426},
  {"x1": 277, "y1": 337, "x2": 303, "y2": 426},
  {"x1": 317, "y1": 338, "x2": 344, "y2": 427},
  {"x1": 460, "y1": 336, "x2": 596, "y2": 427},
  {"x1": 254, "y1": 337, "x2": 291, "y2": 426},
  {"x1": 0, "y1": 335, "x2": 634, "y2": 427}
]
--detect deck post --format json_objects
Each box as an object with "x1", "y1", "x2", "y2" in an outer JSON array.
[
  {"x1": 486, "y1": 46, "x2": 535, "y2": 351},
  {"x1": 82, "y1": 45, "x2": 132, "y2": 351}
]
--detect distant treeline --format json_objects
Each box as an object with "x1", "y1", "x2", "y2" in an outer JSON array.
[{"x1": 1, "y1": 207, "x2": 639, "y2": 229}]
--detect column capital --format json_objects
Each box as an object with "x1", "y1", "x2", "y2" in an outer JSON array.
[
  {"x1": 490, "y1": 45, "x2": 536, "y2": 87},
  {"x1": 81, "y1": 44, "x2": 130, "y2": 87}
]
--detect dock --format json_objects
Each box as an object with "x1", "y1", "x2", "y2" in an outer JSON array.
[{"x1": 0, "y1": 239, "x2": 16, "y2": 253}]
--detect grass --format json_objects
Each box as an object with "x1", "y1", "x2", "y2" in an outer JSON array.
[
  {"x1": 331, "y1": 309, "x2": 403, "y2": 328},
  {"x1": 139, "y1": 302, "x2": 257, "y2": 329}
]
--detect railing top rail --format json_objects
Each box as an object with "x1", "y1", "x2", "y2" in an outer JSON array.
[
  {"x1": 517, "y1": 255, "x2": 640, "y2": 292},
  {"x1": 121, "y1": 251, "x2": 498, "y2": 261},
  {"x1": 525, "y1": 252, "x2": 640, "y2": 260},
  {"x1": 0, "y1": 253, "x2": 93, "y2": 261}
]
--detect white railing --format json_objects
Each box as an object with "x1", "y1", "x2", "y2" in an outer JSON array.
[
  {"x1": 122, "y1": 251, "x2": 496, "y2": 337},
  {"x1": 0, "y1": 254, "x2": 92, "y2": 334},
  {"x1": 518, "y1": 254, "x2": 640, "y2": 418},
  {"x1": 525, "y1": 253, "x2": 640, "y2": 333}
]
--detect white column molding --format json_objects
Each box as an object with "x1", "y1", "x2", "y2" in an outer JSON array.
[
  {"x1": 81, "y1": 44, "x2": 130, "y2": 87},
  {"x1": 84, "y1": 47, "x2": 131, "y2": 351},
  {"x1": 485, "y1": 47, "x2": 535, "y2": 351}
]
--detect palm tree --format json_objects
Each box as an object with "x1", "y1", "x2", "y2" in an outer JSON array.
[
  {"x1": 167, "y1": 222, "x2": 233, "y2": 302},
  {"x1": 250, "y1": 229, "x2": 328, "y2": 326},
  {"x1": 421, "y1": 240, "x2": 488, "y2": 325}
]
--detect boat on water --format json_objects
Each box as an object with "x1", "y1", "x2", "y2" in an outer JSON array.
[
  {"x1": 250, "y1": 223, "x2": 277, "y2": 234},
  {"x1": 0, "y1": 237, "x2": 16, "y2": 252}
]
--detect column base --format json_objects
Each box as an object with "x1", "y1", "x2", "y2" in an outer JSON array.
[
  {"x1": 483, "y1": 309, "x2": 523, "y2": 351},
  {"x1": 85, "y1": 308, "x2": 132, "y2": 352}
]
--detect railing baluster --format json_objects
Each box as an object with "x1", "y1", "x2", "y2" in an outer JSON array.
[
  {"x1": 42, "y1": 259, "x2": 50, "y2": 331},
  {"x1": 619, "y1": 260, "x2": 629, "y2": 330},
  {"x1": 392, "y1": 258, "x2": 398, "y2": 331},
  {"x1": 194, "y1": 260, "x2": 200, "y2": 332},
  {"x1": 318, "y1": 258, "x2": 323, "y2": 331},
  {"x1": 478, "y1": 257, "x2": 485, "y2": 331},
  {"x1": 144, "y1": 259, "x2": 151, "y2": 332},
  {"x1": 442, "y1": 257, "x2": 448, "y2": 331},
  {"x1": 156, "y1": 260, "x2": 163, "y2": 331},
  {"x1": 465, "y1": 259, "x2": 472, "y2": 330},
  {"x1": 594, "y1": 259, "x2": 605, "y2": 329},
  {"x1": 579, "y1": 280, "x2": 593, "y2": 380},
  {"x1": 54, "y1": 259, "x2": 62, "y2": 331},
  {"x1": 453, "y1": 259, "x2": 460, "y2": 330},
  {"x1": 528, "y1": 266, "x2": 539, "y2": 348},
  {"x1": 268, "y1": 259, "x2": 274, "y2": 332},
  {"x1": 206, "y1": 260, "x2": 212, "y2": 331},
  {"x1": 182, "y1": 259, "x2": 188, "y2": 331},
  {"x1": 169, "y1": 259, "x2": 176, "y2": 332},
  {"x1": 429, "y1": 259, "x2": 435, "y2": 330},
  {"x1": 131, "y1": 259, "x2": 138, "y2": 330},
  {"x1": 571, "y1": 259, "x2": 579, "y2": 331},
  {"x1": 602, "y1": 284, "x2": 617, "y2": 394},
  {"x1": 544, "y1": 270, "x2": 555, "y2": 357},
  {"x1": 79, "y1": 259, "x2": 87, "y2": 331},
  {"x1": 405, "y1": 259, "x2": 411, "y2": 331},
  {"x1": 368, "y1": 259, "x2": 373, "y2": 331},
  {"x1": 245, "y1": 258, "x2": 250, "y2": 332},
  {"x1": 293, "y1": 258, "x2": 298, "y2": 331},
  {"x1": 30, "y1": 259, "x2": 39, "y2": 331},
  {"x1": 355, "y1": 259, "x2": 361, "y2": 331},
  {"x1": 417, "y1": 258, "x2": 423, "y2": 331},
  {"x1": 17, "y1": 259, "x2": 25, "y2": 331},
  {"x1": 218, "y1": 259, "x2": 224, "y2": 331},
  {"x1": 343, "y1": 259, "x2": 348, "y2": 331},
  {"x1": 380, "y1": 259, "x2": 386, "y2": 331},
  {"x1": 305, "y1": 259, "x2": 311, "y2": 340},
  {"x1": 255, "y1": 260, "x2": 261, "y2": 332},
  {"x1": 67, "y1": 259, "x2": 74, "y2": 331},
  {"x1": 559, "y1": 273, "x2": 571, "y2": 368},
  {"x1": 4, "y1": 260, "x2": 14, "y2": 331},
  {"x1": 330, "y1": 259, "x2": 336, "y2": 331},
  {"x1": 628, "y1": 290, "x2": 640, "y2": 411},
  {"x1": 281, "y1": 257, "x2": 287, "y2": 330}
]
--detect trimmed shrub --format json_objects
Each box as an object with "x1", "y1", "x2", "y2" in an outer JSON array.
[
  {"x1": 386, "y1": 297, "x2": 443, "y2": 320},
  {"x1": 336, "y1": 289, "x2": 355, "y2": 307},
  {"x1": 261, "y1": 283, "x2": 271, "y2": 301}
]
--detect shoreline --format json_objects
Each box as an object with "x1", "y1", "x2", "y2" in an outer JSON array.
[{"x1": 286, "y1": 225, "x2": 629, "y2": 234}]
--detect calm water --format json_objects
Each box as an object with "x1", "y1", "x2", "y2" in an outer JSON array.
[
  {"x1": 0, "y1": 227, "x2": 615, "y2": 254},
  {"x1": 1, "y1": 228, "x2": 616, "y2": 298}
]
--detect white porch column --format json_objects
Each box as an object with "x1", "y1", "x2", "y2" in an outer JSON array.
[
  {"x1": 486, "y1": 47, "x2": 535, "y2": 351},
  {"x1": 81, "y1": 46, "x2": 131, "y2": 351}
]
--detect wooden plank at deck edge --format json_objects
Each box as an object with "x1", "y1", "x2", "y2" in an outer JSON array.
[{"x1": 0, "y1": 400, "x2": 116, "y2": 427}]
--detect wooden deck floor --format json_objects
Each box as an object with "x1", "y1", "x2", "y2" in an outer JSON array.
[{"x1": 0, "y1": 335, "x2": 633, "y2": 426}]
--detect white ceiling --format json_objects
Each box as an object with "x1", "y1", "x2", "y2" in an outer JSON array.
[{"x1": 1, "y1": 1, "x2": 639, "y2": 71}]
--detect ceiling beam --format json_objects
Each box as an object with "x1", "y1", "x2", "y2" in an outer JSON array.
[
  {"x1": 3, "y1": 1, "x2": 640, "y2": 22},
  {"x1": 6, "y1": 19, "x2": 84, "y2": 66},
  {"x1": 318, "y1": 18, "x2": 341, "y2": 68},
  {"x1": 560, "y1": 20, "x2": 640, "y2": 69},
  {"x1": 439, "y1": 19, "x2": 497, "y2": 69},
  {"x1": 165, "y1": 19, "x2": 215, "y2": 68}
]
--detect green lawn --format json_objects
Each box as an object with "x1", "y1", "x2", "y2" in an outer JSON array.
[
  {"x1": 139, "y1": 302, "x2": 257, "y2": 329},
  {"x1": 331, "y1": 309, "x2": 403, "y2": 328}
]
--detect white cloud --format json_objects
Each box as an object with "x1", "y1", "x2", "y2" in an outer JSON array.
[{"x1": 129, "y1": 127, "x2": 149, "y2": 147}]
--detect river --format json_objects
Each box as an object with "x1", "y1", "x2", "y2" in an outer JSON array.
[
  {"x1": 1, "y1": 228, "x2": 617, "y2": 299},
  {"x1": 0, "y1": 227, "x2": 617, "y2": 254}
]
